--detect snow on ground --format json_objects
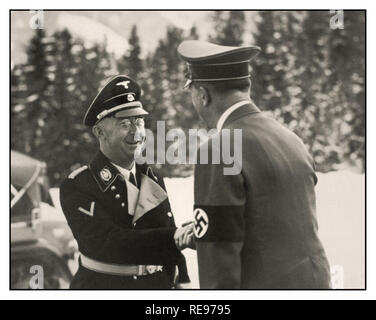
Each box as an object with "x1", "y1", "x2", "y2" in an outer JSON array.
[
  {"x1": 47, "y1": 170, "x2": 365, "y2": 289},
  {"x1": 314, "y1": 171, "x2": 365, "y2": 289}
]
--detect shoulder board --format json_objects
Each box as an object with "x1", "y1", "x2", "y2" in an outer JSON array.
[{"x1": 68, "y1": 165, "x2": 88, "y2": 179}]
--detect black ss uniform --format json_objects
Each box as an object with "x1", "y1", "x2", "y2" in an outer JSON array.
[{"x1": 60, "y1": 151, "x2": 189, "y2": 289}]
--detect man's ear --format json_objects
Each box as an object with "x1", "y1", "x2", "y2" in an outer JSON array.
[
  {"x1": 198, "y1": 86, "x2": 210, "y2": 107},
  {"x1": 92, "y1": 124, "x2": 105, "y2": 141}
]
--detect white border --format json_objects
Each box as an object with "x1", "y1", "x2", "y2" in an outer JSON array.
[{"x1": 3, "y1": 1, "x2": 373, "y2": 300}]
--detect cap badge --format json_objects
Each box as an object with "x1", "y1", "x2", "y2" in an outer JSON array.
[
  {"x1": 100, "y1": 168, "x2": 112, "y2": 182},
  {"x1": 116, "y1": 81, "x2": 130, "y2": 89},
  {"x1": 127, "y1": 94, "x2": 135, "y2": 102}
]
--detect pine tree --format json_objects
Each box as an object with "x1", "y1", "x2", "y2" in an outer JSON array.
[
  {"x1": 209, "y1": 11, "x2": 245, "y2": 45},
  {"x1": 21, "y1": 28, "x2": 52, "y2": 155},
  {"x1": 118, "y1": 25, "x2": 143, "y2": 78},
  {"x1": 47, "y1": 33, "x2": 113, "y2": 185},
  {"x1": 70, "y1": 40, "x2": 113, "y2": 171},
  {"x1": 327, "y1": 11, "x2": 365, "y2": 170},
  {"x1": 252, "y1": 11, "x2": 338, "y2": 170},
  {"x1": 251, "y1": 11, "x2": 288, "y2": 112},
  {"x1": 189, "y1": 25, "x2": 199, "y2": 40},
  {"x1": 138, "y1": 26, "x2": 200, "y2": 177},
  {"x1": 12, "y1": 28, "x2": 114, "y2": 185},
  {"x1": 251, "y1": 10, "x2": 365, "y2": 172},
  {"x1": 11, "y1": 65, "x2": 28, "y2": 152},
  {"x1": 37, "y1": 29, "x2": 76, "y2": 184}
]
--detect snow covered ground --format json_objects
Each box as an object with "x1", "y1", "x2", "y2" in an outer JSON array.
[
  {"x1": 313, "y1": 171, "x2": 365, "y2": 289},
  {"x1": 47, "y1": 170, "x2": 365, "y2": 289}
]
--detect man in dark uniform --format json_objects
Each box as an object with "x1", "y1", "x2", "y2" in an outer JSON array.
[
  {"x1": 177, "y1": 40, "x2": 332, "y2": 289},
  {"x1": 60, "y1": 75, "x2": 191, "y2": 289}
]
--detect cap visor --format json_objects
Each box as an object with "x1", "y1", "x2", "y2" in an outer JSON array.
[{"x1": 114, "y1": 107, "x2": 149, "y2": 118}]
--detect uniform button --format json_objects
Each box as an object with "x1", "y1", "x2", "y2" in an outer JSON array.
[
  {"x1": 121, "y1": 203, "x2": 125, "y2": 207},
  {"x1": 133, "y1": 222, "x2": 137, "y2": 227},
  {"x1": 167, "y1": 212, "x2": 173, "y2": 218},
  {"x1": 111, "y1": 186, "x2": 116, "y2": 191},
  {"x1": 133, "y1": 275, "x2": 138, "y2": 280},
  {"x1": 115, "y1": 194, "x2": 120, "y2": 199}
]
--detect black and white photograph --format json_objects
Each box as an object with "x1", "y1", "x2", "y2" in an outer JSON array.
[{"x1": 9, "y1": 9, "x2": 366, "y2": 295}]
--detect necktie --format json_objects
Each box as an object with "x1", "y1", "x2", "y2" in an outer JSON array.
[{"x1": 129, "y1": 171, "x2": 137, "y2": 188}]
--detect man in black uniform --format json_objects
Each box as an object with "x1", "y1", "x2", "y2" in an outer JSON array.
[
  {"x1": 60, "y1": 75, "x2": 191, "y2": 289},
  {"x1": 177, "y1": 40, "x2": 332, "y2": 289}
]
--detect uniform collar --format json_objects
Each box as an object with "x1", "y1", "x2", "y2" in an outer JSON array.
[
  {"x1": 111, "y1": 161, "x2": 136, "y2": 183},
  {"x1": 218, "y1": 100, "x2": 261, "y2": 131},
  {"x1": 216, "y1": 100, "x2": 252, "y2": 132},
  {"x1": 89, "y1": 151, "x2": 121, "y2": 192},
  {"x1": 89, "y1": 151, "x2": 158, "y2": 192}
]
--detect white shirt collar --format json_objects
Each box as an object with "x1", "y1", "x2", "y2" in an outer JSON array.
[
  {"x1": 216, "y1": 100, "x2": 251, "y2": 132},
  {"x1": 111, "y1": 161, "x2": 136, "y2": 182}
]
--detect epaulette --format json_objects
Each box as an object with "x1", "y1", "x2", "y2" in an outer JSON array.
[{"x1": 68, "y1": 165, "x2": 88, "y2": 179}]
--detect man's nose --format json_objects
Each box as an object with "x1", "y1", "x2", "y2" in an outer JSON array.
[
  {"x1": 128, "y1": 122, "x2": 138, "y2": 134},
  {"x1": 128, "y1": 126, "x2": 144, "y2": 140}
]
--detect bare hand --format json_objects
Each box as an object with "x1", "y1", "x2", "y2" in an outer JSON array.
[{"x1": 174, "y1": 223, "x2": 195, "y2": 250}]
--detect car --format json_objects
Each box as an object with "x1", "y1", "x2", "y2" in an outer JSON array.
[{"x1": 11, "y1": 150, "x2": 73, "y2": 289}]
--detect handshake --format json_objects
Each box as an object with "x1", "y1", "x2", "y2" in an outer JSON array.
[{"x1": 174, "y1": 222, "x2": 196, "y2": 251}]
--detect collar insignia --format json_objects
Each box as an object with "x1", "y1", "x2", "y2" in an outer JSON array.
[{"x1": 100, "y1": 168, "x2": 112, "y2": 182}]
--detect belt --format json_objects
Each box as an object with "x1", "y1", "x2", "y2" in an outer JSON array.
[{"x1": 80, "y1": 254, "x2": 163, "y2": 277}]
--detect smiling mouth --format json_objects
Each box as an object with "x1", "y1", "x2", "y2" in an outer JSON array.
[
  {"x1": 126, "y1": 141, "x2": 139, "y2": 146},
  {"x1": 124, "y1": 138, "x2": 142, "y2": 146}
]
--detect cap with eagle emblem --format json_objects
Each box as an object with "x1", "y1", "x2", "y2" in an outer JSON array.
[
  {"x1": 83, "y1": 75, "x2": 149, "y2": 126},
  {"x1": 177, "y1": 40, "x2": 261, "y2": 89}
]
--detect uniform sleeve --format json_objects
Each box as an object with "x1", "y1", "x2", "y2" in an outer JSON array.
[
  {"x1": 60, "y1": 178, "x2": 181, "y2": 266},
  {"x1": 194, "y1": 136, "x2": 246, "y2": 289}
]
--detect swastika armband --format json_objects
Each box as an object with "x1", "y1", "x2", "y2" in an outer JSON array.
[
  {"x1": 193, "y1": 205, "x2": 244, "y2": 242},
  {"x1": 194, "y1": 208, "x2": 209, "y2": 238}
]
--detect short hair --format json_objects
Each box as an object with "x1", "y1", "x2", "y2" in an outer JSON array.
[
  {"x1": 92, "y1": 117, "x2": 114, "y2": 140},
  {"x1": 195, "y1": 78, "x2": 251, "y2": 94}
]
